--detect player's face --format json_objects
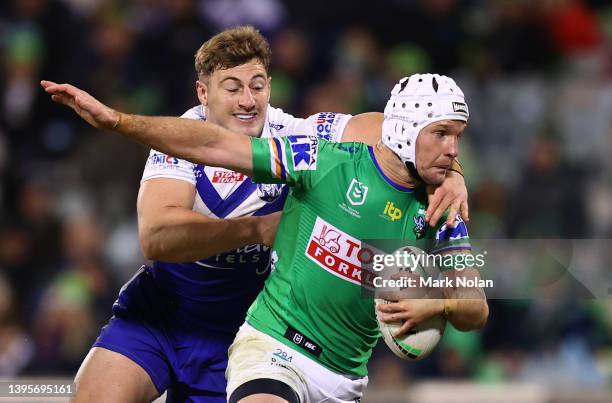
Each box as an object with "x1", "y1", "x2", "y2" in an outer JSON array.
[
  {"x1": 415, "y1": 119, "x2": 466, "y2": 185},
  {"x1": 196, "y1": 58, "x2": 271, "y2": 137}
]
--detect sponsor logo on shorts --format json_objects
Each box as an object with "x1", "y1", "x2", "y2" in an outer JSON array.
[
  {"x1": 305, "y1": 217, "x2": 376, "y2": 287},
  {"x1": 346, "y1": 179, "x2": 368, "y2": 206},
  {"x1": 272, "y1": 348, "x2": 293, "y2": 363},
  {"x1": 212, "y1": 171, "x2": 245, "y2": 183},
  {"x1": 288, "y1": 135, "x2": 318, "y2": 171}
]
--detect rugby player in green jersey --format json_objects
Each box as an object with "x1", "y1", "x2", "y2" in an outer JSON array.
[{"x1": 42, "y1": 74, "x2": 488, "y2": 403}]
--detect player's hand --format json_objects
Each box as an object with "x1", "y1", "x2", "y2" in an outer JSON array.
[
  {"x1": 256, "y1": 212, "x2": 282, "y2": 246},
  {"x1": 377, "y1": 299, "x2": 444, "y2": 337},
  {"x1": 426, "y1": 170, "x2": 469, "y2": 227},
  {"x1": 41, "y1": 80, "x2": 120, "y2": 130}
]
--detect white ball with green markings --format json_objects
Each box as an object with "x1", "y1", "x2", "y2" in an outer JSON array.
[{"x1": 376, "y1": 298, "x2": 446, "y2": 360}]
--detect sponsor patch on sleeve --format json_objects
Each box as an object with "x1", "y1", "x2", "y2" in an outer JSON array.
[
  {"x1": 147, "y1": 152, "x2": 179, "y2": 167},
  {"x1": 287, "y1": 135, "x2": 318, "y2": 171},
  {"x1": 141, "y1": 150, "x2": 197, "y2": 184},
  {"x1": 313, "y1": 112, "x2": 343, "y2": 141},
  {"x1": 144, "y1": 153, "x2": 182, "y2": 174}
]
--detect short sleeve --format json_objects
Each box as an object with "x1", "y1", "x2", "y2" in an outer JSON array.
[
  {"x1": 141, "y1": 149, "x2": 196, "y2": 185},
  {"x1": 250, "y1": 135, "x2": 322, "y2": 187},
  {"x1": 140, "y1": 106, "x2": 203, "y2": 185}
]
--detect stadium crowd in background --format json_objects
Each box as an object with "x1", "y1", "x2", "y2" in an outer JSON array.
[{"x1": 0, "y1": 0, "x2": 611, "y2": 390}]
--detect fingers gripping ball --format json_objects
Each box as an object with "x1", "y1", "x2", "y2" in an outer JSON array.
[
  {"x1": 376, "y1": 299, "x2": 446, "y2": 361},
  {"x1": 374, "y1": 245, "x2": 446, "y2": 360}
]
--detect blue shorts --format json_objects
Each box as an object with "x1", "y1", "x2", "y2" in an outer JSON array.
[{"x1": 93, "y1": 266, "x2": 232, "y2": 402}]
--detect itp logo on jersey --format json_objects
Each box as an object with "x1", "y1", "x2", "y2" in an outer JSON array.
[
  {"x1": 382, "y1": 201, "x2": 403, "y2": 221},
  {"x1": 287, "y1": 136, "x2": 318, "y2": 171}
]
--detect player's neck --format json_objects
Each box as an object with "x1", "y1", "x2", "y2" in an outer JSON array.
[{"x1": 373, "y1": 142, "x2": 420, "y2": 189}]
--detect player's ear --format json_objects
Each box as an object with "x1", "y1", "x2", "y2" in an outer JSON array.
[
  {"x1": 266, "y1": 76, "x2": 272, "y2": 103},
  {"x1": 196, "y1": 79, "x2": 208, "y2": 106}
]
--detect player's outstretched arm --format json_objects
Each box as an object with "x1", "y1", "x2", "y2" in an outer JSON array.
[
  {"x1": 41, "y1": 80, "x2": 253, "y2": 176},
  {"x1": 341, "y1": 112, "x2": 469, "y2": 227}
]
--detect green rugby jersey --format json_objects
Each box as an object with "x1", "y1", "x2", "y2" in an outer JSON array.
[{"x1": 246, "y1": 135, "x2": 470, "y2": 376}]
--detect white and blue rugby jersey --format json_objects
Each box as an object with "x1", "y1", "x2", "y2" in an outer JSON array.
[{"x1": 140, "y1": 105, "x2": 352, "y2": 334}]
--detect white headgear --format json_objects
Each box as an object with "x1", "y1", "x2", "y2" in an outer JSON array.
[{"x1": 381, "y1": 74, "x2": 469, "y2": 170}]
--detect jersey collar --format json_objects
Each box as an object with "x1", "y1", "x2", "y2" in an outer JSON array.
[{"x1": 367, "y1": 146, "x2": 414, "y2": 192}]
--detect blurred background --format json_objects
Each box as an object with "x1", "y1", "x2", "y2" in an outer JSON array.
[{"x1": 0, "y1": 0, "x2": 611, "y2": 401}]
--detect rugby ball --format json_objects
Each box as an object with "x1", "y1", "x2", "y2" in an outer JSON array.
[{"x1": 376, "y1": 298, "x2": 446, "y2": 360}]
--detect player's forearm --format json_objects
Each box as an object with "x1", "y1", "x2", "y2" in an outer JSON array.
[
  {"x1": 140, "y1": 208, "x2": 261, "y2": 262},
  {"x1": 442, "y1": 267, "x2": 488, "y2": 331},
  {"x1": 444, "y1": 298, "x2": 488, "y2": 331},
  {"x1": 115, "y1": 113, "x2": 223, "y2": 165}
]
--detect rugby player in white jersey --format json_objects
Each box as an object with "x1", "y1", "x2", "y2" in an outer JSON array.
[{"x1": 43, "y1": 27, "x2": 470, "y2": 403}]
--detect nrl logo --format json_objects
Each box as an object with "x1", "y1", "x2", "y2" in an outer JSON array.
[
  {"x1": 413, "y1": 215, "x2": 426, "y2": 239},
  {"x1": 346, "y1": 179, "x2": 369, "y2": 206}
]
